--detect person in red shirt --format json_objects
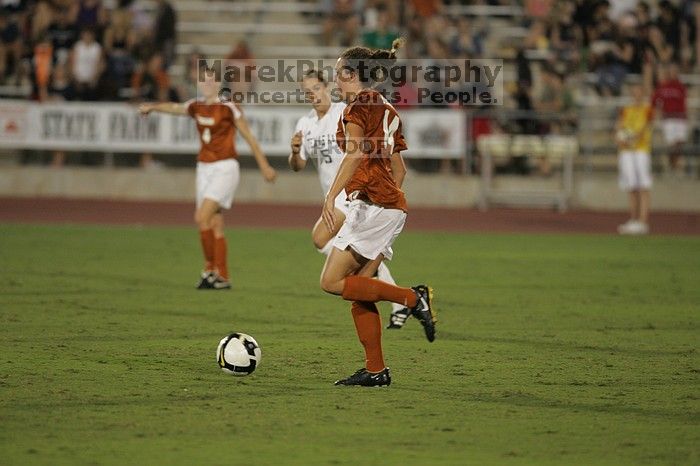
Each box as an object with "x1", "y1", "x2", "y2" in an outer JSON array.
[
  {"x1": 138, "y1": 71, "x2": 276, "y2": 289},
  {"x1": 319, "y1": 38, "x2": 436, "y2": 387},
  {"x1": 651, "y1": 63, "x2": 688, "y2": 173}
]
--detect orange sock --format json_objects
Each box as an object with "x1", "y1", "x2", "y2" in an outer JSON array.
[
  {"x1": 214, "y1": 236, "x2": 228, "y2": 279},
  {"x1": 199, "y1": 229, "x2": 215, "y2": 271},
  {"x1": 342, "y1": 275, "x2": 417, "y2": 307},
  {"x1": 351, "y1": 301, "x2": 385, "y2": 373}
]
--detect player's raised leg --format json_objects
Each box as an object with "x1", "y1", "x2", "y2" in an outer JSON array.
[
  {"x1": 321, "y1": 245, "x2": 436, "y2": 343},
  {"x1": 311, "y1": 208, "x2": 346, "y2": 255}
]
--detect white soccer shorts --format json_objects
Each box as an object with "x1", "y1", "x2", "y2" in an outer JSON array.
[
  {"x1": 333, "y1": 199, "x2": 406, "y2": 261},
  {"x1": 618, "y1": 150, "x2": 652, "y2": 191},
  {"x1": 196, "y1": 158, "x2": 240, "y2": 209}
]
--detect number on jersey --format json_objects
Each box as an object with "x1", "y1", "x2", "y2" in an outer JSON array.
[{"x1": 383, "y1": 109, "x2": 399, "y2": 155}]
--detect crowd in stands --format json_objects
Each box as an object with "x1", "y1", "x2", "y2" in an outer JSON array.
[
  {"x1": 319, "y1": 0, "x2": 696, "y2": 171},
  {"x1": 1, "y1": 0, "x2": 177, "y2": 102},
  {"x1": 4, "y1": 1, "x2": 697, "y2": 106},
  {"x1": 2, "y1": 0, "x2": 697, "y2": 173}
]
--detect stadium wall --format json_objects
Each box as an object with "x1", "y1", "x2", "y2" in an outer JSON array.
[{"x1": 1, "y1": 167, "x2": 698, "y2": 212}]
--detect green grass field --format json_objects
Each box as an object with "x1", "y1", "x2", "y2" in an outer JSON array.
[{"x1": 1, "y1": 224, "x2": 698, "y2": 465}]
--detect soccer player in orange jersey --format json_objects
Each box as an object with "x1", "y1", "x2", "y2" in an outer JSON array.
[
  {"x1": 319, "y1": 39, "x2": 437, "y2": 387},
  {"x1": 138, "y1": 72, "x2": 276, "y2": 289},
  {"x1": 288, "y1": 69, "x2": 412, "y2": 329}
]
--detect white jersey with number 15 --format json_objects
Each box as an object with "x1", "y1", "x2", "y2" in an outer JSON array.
[{"x1": 294, "y1": 101, "x2": 347, "y2": 196}]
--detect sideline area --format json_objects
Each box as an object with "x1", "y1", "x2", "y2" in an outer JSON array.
[{"x1": 1, "y1": 197, "x2": 699, "y2": 235}]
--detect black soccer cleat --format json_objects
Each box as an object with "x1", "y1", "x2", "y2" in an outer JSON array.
[
  {"x1": 196, "y1": 271, "x2": 214, "y2": 289},
  {"x1": 386, "y1": 307, "x2": 411, "y2": 329},
  {"x1": 334, "y1": 367, "x2": 391, "y2": 387},
  {"x1": 410, "y1": 285, "x2": 436, "y2": 342}
]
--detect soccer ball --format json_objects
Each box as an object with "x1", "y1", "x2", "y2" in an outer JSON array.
[{"x1": 216, "y1": 333, "x2": 261, "y2": 376}]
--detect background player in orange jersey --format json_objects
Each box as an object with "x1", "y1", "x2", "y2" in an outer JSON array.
[
  {"x1": 138, "y1": 72, "x2": 276, "y2": 289},
  {"x1": 318, "y1": 39, "x2": 437, "y2": 387}
]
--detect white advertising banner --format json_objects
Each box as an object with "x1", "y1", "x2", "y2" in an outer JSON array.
[{"x1": 0, "y1": 101, "x2": 465, "y2": 159}]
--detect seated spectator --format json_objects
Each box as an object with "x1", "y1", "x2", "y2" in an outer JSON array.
[
  {"x1": 30, "y1": 0, "x2": 53, "y2": 42},
  {"x1": 608, "y1": 0, "x2": 638, "y2": 23},
  {"x1": 651, "y1": 63, "x2": 688, "y2": 174},
  {"x1": 524, "y1": 20, "x2": 549, "y2": 52},
  {"x1": 594, "y1": 38, "x2": 634, "y2": 96},
  {"x1": 47, "y1": 7, "x2": 78, "y2": 66},
  {"x1": 648, "y1": 24, "x2": 673, "y2": 65},
  {"x1": 586, "y1": 0, "x2": 613, "y2": 45},
  {"x1": 126, "y1": 0, "x2": 152, "y2": 56},
  {"x1": 362, "y1": 5, "x2": 398, "y2": 50},
  {"x1": 104, "y1": 4, "x2": 136, "y2": 91},
  {"x1": 536, "y1": 67, "x2": 574, "y2": 122},
  {"x1": 71, "y1": 0, "x2": 107, "y2": 35},
  {"x1": 525, "y1": 0, "x2": 554, "y2": 24},
  {"x1": 656, "y1": 0, "x2": 681, "y2": 63},
  {"x1": 549, "y1": 0, "x2": 582, "y2": 69},
  {"x1": 322, "y1": 0, "x2": 361, "y2": 47},
  {"x1": 409, "y1": 0, "x2": 443, "y2": 19},
  {"x1": 70, "y1": 27, "x2": 102, "y2": 100},
  {"x1": 635, "y1": 1, "x2": 651, "y2": 26},
  {"x1": 0, "y1": 12, "x2": 23, "y2": 83},
  {"x1": 153, "y1": 0, "x2": 176, "y2": 68},
  {"x1": 449, "y1": 17, "x2": 484, "y2": 57},
  {"x1": 131, "y1": 53, "x2": 170, "y2": 102}
]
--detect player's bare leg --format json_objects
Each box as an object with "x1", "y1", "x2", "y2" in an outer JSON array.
[
  {"x1": 314, "y1": 212, "x2": 408, "y2": 327},
  {"x1": 195, "y1": 198, "x2": 231, "y2": 289},
  {"x1": 319, "y1": 246, "x2": 366, "y2": 295},
  {"x1": 620, "y1": 190, "x2": 648, "y2": 235},
  {"x1": 320, "y1": 247, "x2": 436, "y2": 342},
  {"x1": 311, "y1": 208, "x2": 345, "y2": 255},
  {"x1": 628, "y1": 191, "x2": 639, "y2": 223}
]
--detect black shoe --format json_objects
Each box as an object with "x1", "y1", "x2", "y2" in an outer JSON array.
[
  {"x1": 196, "y1": 271, "x2": 214, "y2": 289},
  {"x1": 386, "y1": 307, "x2": 410, "y2": 329},
  {"x1": 210, "y1": 274, "x2": 232, "y2": 290},
  {"x1": 334, "y1": 367, "x2": 391, "y2": 387},
  {"x1": 410, "y1": 285, "x2": 436, "y2": 342}
]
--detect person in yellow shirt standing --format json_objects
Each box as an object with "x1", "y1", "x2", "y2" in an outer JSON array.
[{"x1": 615, "y1": 84, "x2": 654, "y2": 235}]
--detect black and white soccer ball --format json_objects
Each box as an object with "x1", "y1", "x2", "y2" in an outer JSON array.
[{"x1": 216, "y1": 333, "x2": 261, "y2": 376}]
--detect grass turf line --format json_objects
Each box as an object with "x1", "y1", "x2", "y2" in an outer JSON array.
[{"x1": 0, "y1": 224, "x2": 698, "y2": 465}]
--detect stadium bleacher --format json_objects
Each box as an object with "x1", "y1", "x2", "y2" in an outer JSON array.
[{"x1": 0, "y1": 0, "x2": 698, "y2": 179}]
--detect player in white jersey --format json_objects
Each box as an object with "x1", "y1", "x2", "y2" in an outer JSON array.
[{"x1": 289, "y1": 69, "x2": 411, "y2": 329}]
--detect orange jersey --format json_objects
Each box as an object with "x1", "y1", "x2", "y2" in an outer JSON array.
[
  {"x1": 186, "y1": 99, "x2": 242, "y2": 163},
  {"x1": 337, "y1": 89, "x2": 408, "y2": 212}
]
